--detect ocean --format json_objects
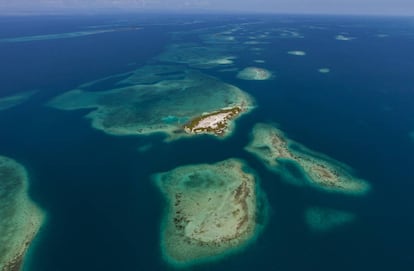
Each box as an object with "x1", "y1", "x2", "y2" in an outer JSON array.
[{"x1": 0, "y1": 14, "x2": 413, "y2": 271}]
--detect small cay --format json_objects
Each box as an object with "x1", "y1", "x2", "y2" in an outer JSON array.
[{"x1": 183, "y1": 106, "x2": 242, "y2": 136}]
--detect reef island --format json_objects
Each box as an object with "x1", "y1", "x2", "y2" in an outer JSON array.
[
  {"x1": 48, "y1": 66, "x2": 254, "y2": 141},
  {"x1": 183, "y1": 106, "x2": 242, "y2": 136},
  {"x1": 245, "y1": 123, "x2": 370, "y2": 195},
  {"x1": 0, "y1": 156, "x2": 45, "y2": 271},
  {"x1": 153, "y1": 159, "x2": 267, "y2": 266}
]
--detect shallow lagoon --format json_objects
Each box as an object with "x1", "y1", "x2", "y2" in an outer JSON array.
[
  {"x1": 0, "y1": 156, "x2": 44, "y2": 271},
  {"x1": 48, "y1": 67, "x2": 254, "y2": 141},
  {"x1": 153, "y1": 159, "x2": 268, "y2": 267}
]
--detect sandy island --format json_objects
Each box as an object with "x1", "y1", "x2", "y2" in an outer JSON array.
[
  {"x1": 0, "y1": 156, "x2": 45, "y2": 271},
  {"x1": 245, "y1": 123, "x2": 370, "y2": 195},
  {"x1": 153, "y1": 159, "x2": 268, "y2": 266},
  {"x1": 183, "y1": 106, "x2": 245, "y2": 136}
]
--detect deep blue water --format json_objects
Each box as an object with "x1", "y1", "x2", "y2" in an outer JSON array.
[{"x1": 0, "y1": 14, "x2": 414, "y2": 271}]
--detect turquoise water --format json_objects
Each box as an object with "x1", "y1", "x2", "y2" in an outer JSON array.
[{"x1": 0, "y1": 14, "x2": 413, "y2": 270}]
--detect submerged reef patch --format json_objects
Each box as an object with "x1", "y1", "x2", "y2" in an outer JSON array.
[
  {"x1": 0, "y1": 27, "x2": 140, "y2": 43},
  {"x1": 0, "y1": 91, "x2": 37, "y2": 111},
  {"x1": 318, "y1": 68, "x2": 331, "y2": 74},
  {"x1": 158, "y1": 43, "x2": 237, "y2": 69},
  {"x1": 287, "y1": 50, "x2": 306, "y2": 56},
  {"x1": 273, "y1": 28, "x2": 304, "y2": 39},
  {"x1": 245, "y1": 123, "x2": 370, "y2": 195},
  {"x1": 118, "y1": 64, "x2": 187, "y2": 85},
  {"x1": 0, "y1": 156, "x2": 45, "y2": 271},
  {"x1": 48, "y1": 66, "x2": 254, "y2": 141},
  {"x1": 305, "y1": 207, "x2": 355, "y2": 232},
  {"x1": 236, "y1": 67, "x2": 273, "y2": 80},
  {"x1": 153, "y1": 159, "x2": 268, "y2": 266},
  {"x1": 335, "y1": 34, "x2": 355, "y2": 41}
]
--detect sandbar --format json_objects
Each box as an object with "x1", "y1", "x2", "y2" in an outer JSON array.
[
  {"x1": 0, "y1": 156, "x2": 45, "y2": 271},
  {"x1": 245, "y1": 123, "x2": 370, "y2": 195},
  {"x1": 153, "y1": 159, "x2": 268, "y2": 266}
]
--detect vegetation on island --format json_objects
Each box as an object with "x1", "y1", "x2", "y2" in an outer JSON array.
[{"x1": 183, "y1": 106, "x2": 242, "y2": 136}]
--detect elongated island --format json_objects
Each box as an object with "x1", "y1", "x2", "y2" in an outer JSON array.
[
  {"x1": 245, "y1": 123, "x2": 370, "y2": 195},
  {"x1": 153, "y1": 159, "x2": 268, "y2": 266},
  {"x1": 183, "y1": 106, "x2": 242, "y2": 136},
  {"x1": 0, "y1": 156, "x2": 45, "y2": 271}
]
